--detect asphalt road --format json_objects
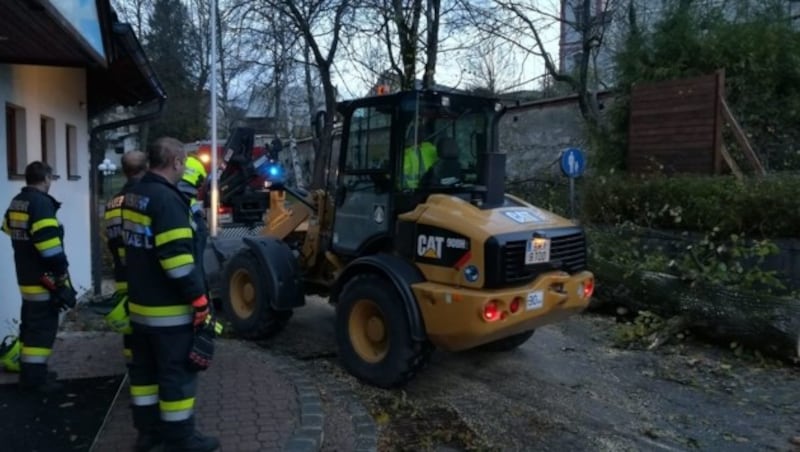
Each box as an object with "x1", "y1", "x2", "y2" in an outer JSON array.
[{"x1": 259, "y1": 296, "x2": 800, "y2": 452}]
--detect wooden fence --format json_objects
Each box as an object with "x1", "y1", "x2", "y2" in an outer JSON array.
[
  {"x1": 627, "y1": 72, "x2": 723, "y2": 174},
  {"x1": 627, "y1": 70, "x2": 765, "y2": 177}
]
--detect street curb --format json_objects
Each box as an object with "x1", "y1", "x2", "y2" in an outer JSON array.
[
  {"x1": 329, "y1": 385, "x2": 379, "y2": 452},
  {"x1": 291, "y1": 359, "x2": 379, "y2": 452},
  {"x1": 272, "y1": 359, "x2": 325, "y2": 452},
  {"x1": 266, "y1": 350, "x2": 379, "y2": 452}
]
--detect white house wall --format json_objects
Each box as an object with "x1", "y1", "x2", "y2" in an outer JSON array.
[{"x1": 0, "y1": 64, "x2": 90, "y2": 337}]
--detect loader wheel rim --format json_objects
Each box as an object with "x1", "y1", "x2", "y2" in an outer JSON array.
[
  {"x1": 229, "y1": 269, "x2": 256, "y2": 319},
  {"x1": 348, "y1": 298, "x2": 389, "y2": 363}
]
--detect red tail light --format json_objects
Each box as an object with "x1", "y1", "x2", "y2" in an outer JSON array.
[
  {"x1": 582, "y1": 279, "x2": 595, "y2": 299},
  {"x1": 483, "y1": 300, "x2": 500, "y2": 322},
  {"x1": 509, "y1": 297, "x2": 522, "y2": 314}
]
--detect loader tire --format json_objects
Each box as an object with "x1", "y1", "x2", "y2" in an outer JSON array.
[
  {"x1": 221, "y1": 249, "x2": 292, "y2": 339},
  {"x1": 476, "y1": 330, "x2": 536, "y2": 352},
  {"x1": 335, "y1": 273, "x2": 431, "y2": 388}
]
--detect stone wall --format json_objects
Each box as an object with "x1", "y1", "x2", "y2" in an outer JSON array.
[{"x1": 499, "y1": 93, "x2": 614, "y2": 181}]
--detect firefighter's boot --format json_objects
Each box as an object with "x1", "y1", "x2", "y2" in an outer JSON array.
[
  {"x1": 163, "y1": 431, "x2": 219, "y2": 452},
  {"x1": 134, "y1": 430, "x2": 163, "y2": 452}
]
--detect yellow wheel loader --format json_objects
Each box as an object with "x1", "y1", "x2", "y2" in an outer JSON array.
[{"x1": 205, "y1": 89, "x2": 594, "y2": 388}]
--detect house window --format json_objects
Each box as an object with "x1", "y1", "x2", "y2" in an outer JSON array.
[
  {"x1": 6, "y1": 103, "x2": 27, "y2": 179},
  {"x1": 40, "y1": 115, "x2": 57, "y2": 178},
  {"x1": 66, "y1": 124, "x2": 80, "y2": 180}
]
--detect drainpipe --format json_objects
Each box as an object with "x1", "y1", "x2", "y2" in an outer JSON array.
[{"x1": 88, "y1": 97, "x2": 165, "y2": 296}]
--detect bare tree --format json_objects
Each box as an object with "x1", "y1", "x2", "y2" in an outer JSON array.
[
  {"x1": 243, "y1": 0, "x2": 354, "y2": 190},
  {"x1": 344, "y1": 0, "x2": 451, "y2": 91},
  {"x1": 186, "y1": 0, "x2": 256, "y2": 134},
  {"x1": 461, "y1": 35, "x2": 524, "y2": 94},
  {"x1": 338, "y1": 31, "x2": 394, "y2": 94},
  {"x1": 112, "y1": 0, "x2": 153, "y2": 36},
  {"x1": 458, "y1": 0, "x2": 618, "y2": 130},
  {"x1": 421, "y1": 0, "x2": 441, "y2": 88},
  {"x1": 214, "y1": 0, "x2": 255, "y2": 131},
  {"x1": 377, "y1": 0, "x2": 424, "y2": 89},
  {"x1": 186, "y1": 0, "x2": 211, "y2": 105}
]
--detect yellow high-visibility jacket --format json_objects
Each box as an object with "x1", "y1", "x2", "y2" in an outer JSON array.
[{"x1": 402, "y1": 141, "x2": 438, "y2": 189}]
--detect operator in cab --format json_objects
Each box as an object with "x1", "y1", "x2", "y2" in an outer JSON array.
[{"x1": 401, "y1": 121, "x2": 438, "y2": 189}]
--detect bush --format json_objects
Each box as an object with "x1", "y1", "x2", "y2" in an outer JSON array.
[
  {"x1": 506, "y1": 177, "x2": 572, "y2": 218},
  {"x1": 582, "y1": 173, "x2": 800, "y2": 238},
  {"x1": 603, "y1": 0, "x2": 800, "y2": 171}
]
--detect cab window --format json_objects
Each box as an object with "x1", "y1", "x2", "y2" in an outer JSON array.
[{"x1": 345, "y1": 107, "x2": 391, "y2": 171}]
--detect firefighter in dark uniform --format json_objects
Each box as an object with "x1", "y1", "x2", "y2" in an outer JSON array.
[
  {"x1": 1, "y1": 161, "x2": 76, "y2": 393},
  {"x1": 122, "y1": 137, "x2": 219, "y2": 452},
  {"x1": 102, "y1": 151, "x2": 148, "y2": 366}
]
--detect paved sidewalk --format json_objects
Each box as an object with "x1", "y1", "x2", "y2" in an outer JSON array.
[{"x1": 0, "y1": 331, "x2": 319, "y2": 452}]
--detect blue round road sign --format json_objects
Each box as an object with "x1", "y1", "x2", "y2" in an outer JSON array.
[{"x1": 560, "y1": 148, "x2": 586, "y2": 178}]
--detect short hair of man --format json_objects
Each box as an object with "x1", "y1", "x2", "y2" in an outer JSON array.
[
  {"x1": 121, "y1": 150, "x2": 148, "y2": 179},
  {"x1": 147, "y1": 137, "x2": 185, "y2": 169},
  {"x1": 25, "y1": 161, "x2": 53, "y2": 185}
]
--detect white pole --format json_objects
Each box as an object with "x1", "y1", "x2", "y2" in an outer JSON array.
[{"x1": 209, "y1": 0, "x2": 219, "y2": 237}]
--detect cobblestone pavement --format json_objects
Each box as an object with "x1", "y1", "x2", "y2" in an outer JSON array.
[
  {"x1": 91, "y1": 336, "x2": 300, "y2": 452},
  {"x1": 0, "y1": 325, "x2": 378, "y2": 452}
]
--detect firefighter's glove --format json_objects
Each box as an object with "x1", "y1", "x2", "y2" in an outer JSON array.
[
  {"x1": 191, "y1": 295, "x2": 210, "y2": 326},
  {"x1": 187, "y1": 323, "x2": 214, "y2": 372},
  {"x1": 40, "y1": 273, "x2": 77, "y2": 311}
]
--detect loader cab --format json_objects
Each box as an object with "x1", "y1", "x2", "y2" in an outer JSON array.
[{"x1": 330, "y1": 89, "x2": 506, "y2": 257}]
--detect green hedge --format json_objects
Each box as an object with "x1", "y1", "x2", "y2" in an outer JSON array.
[
  {"x1": 507, "y1": 178, "x2": 571, "y2": 218},
  {"x1": 581, "y1": 173, "x2": 800, "y2": 238}
]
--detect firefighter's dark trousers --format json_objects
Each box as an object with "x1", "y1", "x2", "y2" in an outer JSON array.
[
  {"x1": 129, "y1": 325, "x2": 198, "y2": 442},
  {"x1": 19, "y1": 298, "x2": 59, "y2": 386},
  {"x1": 122, "y1": 332, "x2": 133, "y2": 368}
]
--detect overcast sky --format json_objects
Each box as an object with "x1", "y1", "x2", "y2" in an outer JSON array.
[{"x1": 329, "y1": 4, "x2": 563, "y2": 98}]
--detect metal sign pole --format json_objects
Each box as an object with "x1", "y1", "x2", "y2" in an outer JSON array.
[
  {"x1": 569, "y1": 176, "x2": 575, "y2": 219},
  {"x1": 209, "y1": 0, "x2": 219, "y2": 238}
]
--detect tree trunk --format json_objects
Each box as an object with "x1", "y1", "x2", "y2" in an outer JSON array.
[
  {"x1": 304, "y1": 43, "x2": 316, "y2": 138},
  {"x1": 593, "y1": 258, "x2": 800, "y2": 362},
  {"x1": 422, "y1": 0, "x2": 440, "y2": 89},
  {"x1": 311, "y1": 65, "x2": 336, "y2": 191}
]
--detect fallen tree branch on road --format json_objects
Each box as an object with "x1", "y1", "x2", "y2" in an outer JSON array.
[
  {"x1": 592, "y1": 258, "x2": 800, "y2": 362},
  {"x1": 647, "y1": 316, "x2": 690, "y2": 351}
]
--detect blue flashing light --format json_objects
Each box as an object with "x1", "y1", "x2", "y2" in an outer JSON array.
[
  {"x1": 268, "y1": 164, "x2": 281, "y2": 178},
  {"x1": 257, "y1": 160, "x2": 285, "y2": 182}
]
